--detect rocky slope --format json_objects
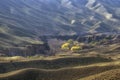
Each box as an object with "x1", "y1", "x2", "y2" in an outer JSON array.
[{"x1": 0, "y1": 0, "x2": 120, "y2": 48}]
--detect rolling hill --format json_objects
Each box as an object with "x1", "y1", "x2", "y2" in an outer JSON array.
[
  {"x1": 0, "y1": 0, "x2": 120, "y2": 47},
  {"x1": 0, "y1": 61, "x2": 120, "y2": 80},
  {"x1": 79, "y1": 69, "x2": 120, "y2": 80}
]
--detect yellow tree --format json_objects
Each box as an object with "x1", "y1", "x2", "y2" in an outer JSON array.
[
  {"x1": 61, "y1": 42, "x2": 71, "y2": 50},
  {"x1": 71, "y1": 45, "x2": 82, "y2": 52}
]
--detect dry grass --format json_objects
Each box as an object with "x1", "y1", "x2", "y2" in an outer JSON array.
[
  {"x1": 0, "y1": 56, "x2": 119, "y2": 80},
  {"x1": 0, "y1": 65, "x2": 120, "y2": 80},
  {"x1": 79, "y1": 69, "x2": 120, "y2": 80},
  {"x1": 0, "y1": 56, "x2": 112, "y2": 73},
  {"x1": 0, "y1": 56, "x2": 25, "y2": 62},
  {"x1": 0, "y1": 46, "x2": 119, "y2": 80}
]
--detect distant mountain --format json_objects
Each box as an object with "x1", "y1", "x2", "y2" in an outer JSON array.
[{"x1": 0, "y1": 0, "x2": 120, "y2": 48}]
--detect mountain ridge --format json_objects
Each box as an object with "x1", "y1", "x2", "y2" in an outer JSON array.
[{"x1": 0, "y1": 0, "x2": 120, "y2": 47}]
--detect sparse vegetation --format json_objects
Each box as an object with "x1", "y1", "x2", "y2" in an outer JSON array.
[
  {"x1": 0, "y1": 41, "x2": 120, "y2": 80},
  {"x1": 79, "y1": 69, "x2": 120, "y2": 80},
  {"x1": 0, "y1": 64, "x2": 120, "y2": 80},
  {"x1": 0, "y1": 0, "x2": 120, "y2": 80}
]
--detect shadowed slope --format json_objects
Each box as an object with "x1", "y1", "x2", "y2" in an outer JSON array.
[
  {"x1": 0, "y1": 57, "x2": 112, "y2": 73},
  {"x1": 0, "y1": 65, "x2": 120, "y2": 80}
]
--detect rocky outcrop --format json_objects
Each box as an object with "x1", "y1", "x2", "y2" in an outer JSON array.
[
  {"x1": 40, "y1": 34, "x2": 120, "y2": 44},
  {"x1": 1, "y1": 0, "x2": 120, "y2": 48},
  {"x1": 76, "y1": 34, "x2": 120, "y2": 44}
]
